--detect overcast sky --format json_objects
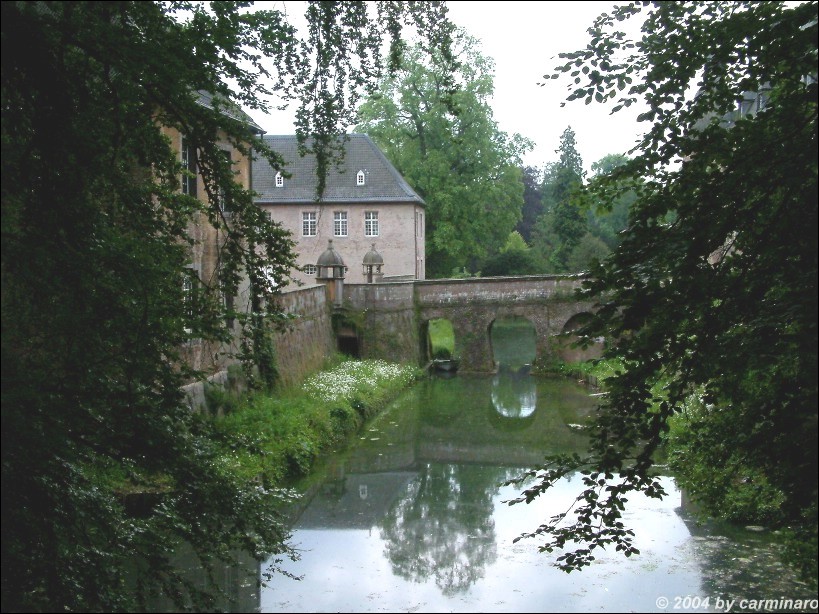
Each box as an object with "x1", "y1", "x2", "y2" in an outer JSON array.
[
  {"x1": 445, "y1": 1, "x2": 646, "y2": 174},
  {"x1": 252, "y1": 1, "x2": 647, "y2": 175}
]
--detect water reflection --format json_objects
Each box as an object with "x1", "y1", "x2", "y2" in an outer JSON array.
[
  {"x1": 133, "y1": 543, "x2": 260, "y2": 613},
  {"x1": 489, "y1": 317, "x2": 538, "y2": 421},
  {"x1": 131, "y1": 374, "x2": 815, "y2": 612},
  {"x1": 263, "y1": 375, "x2": 595, "y2": 609},
  {"x1": 259, "y1": 376, "x2": 814, "y2": 613},
  {"x1": 380, "y1": 464, "x2": 502, "y2": 596},
  {"x1": 491, "y1": 364, "x2": 537, "y2": 419}
]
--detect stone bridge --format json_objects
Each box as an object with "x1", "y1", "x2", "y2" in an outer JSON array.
[{"x1": 343, "y1": 275, "x2": 599, "y2": 372}]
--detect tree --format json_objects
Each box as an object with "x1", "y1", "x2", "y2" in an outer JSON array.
[
  {"x1": 508, "y1": 1, "x2": 818, "y2": 581},
  {"x1": 566, "y1": 232, "x2": 610, "y2": 273},
  {"x1": 516, "y1": 165, "x2": 544, "y2": 243},
  {"x1": 481, "y1": 231, "x2": 541, "y2": 276},
  {"x1": 356, "y1": 30, "x2": 532, "y2": 277},
  {"x1": 0, "y1": 2, "x2": 452, "y2": 611},
  {"x1": 501, "y1": 230, "x2": 530, "y2": 254},
  {"x1": 482, "y1": 250, "x2": 541, "y2": 277},
  {"x1": 481, "y1": 250, "x2": 541, "y2": 277},
  {"x1": 531, "y1": 127, "x2": 587, "y2": 272},
  {"x1": 585, "y1": 154, "x2": 636, "y2": 248}
]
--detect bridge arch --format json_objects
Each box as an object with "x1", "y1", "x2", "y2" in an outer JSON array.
[
  {"x1": 346, "y1": 275, "x2": 597, "y2": 371},
  {"x1": 421, "y1": 317, "x2": 457, "y2": 363},
  {"x1": 554, "y1": 311, "x2": 604, "y2": 363},
  {"x1": 562, "y1": 311, "x2": 594, "y2": 333},
  {"x1": 488, "y1": 315, "x2": 536, "y2": 369}
]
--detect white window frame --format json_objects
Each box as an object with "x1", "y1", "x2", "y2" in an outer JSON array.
[
  {"x1": 303, "y1": 264, "x2": 317, "y2": 276},
  {"x1": 218, "y1": 149, "x2": 234, "y2": 219},
  {"x1": 182, "y1": 275, "x2": 194, "y2": 320},
  {"x1": 334, "y1": 211, "x2": 348, "y2": 237},
  {"x1": 356, "y1": 170, "x2": 366, "y2": 186},
  {"x1": 182, "y1": 265, "x2": 200, "y2": 337},
  {"x1": 365, "y1": 211, "x2": 379, "y2": 237},
  {"x1": 275, "y1": 172, "x2": 284, "y2": 188},
  {"x1": 181, "y1": 136, "x2": 196, "y2": 196},
  {"x1": 302, "y1": 211, "x2": 317, "y2": 237}
]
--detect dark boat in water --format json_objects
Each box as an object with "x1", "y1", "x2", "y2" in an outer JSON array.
[{"x1": 431, "y1": 358, "x2": 459, "y2": 373}]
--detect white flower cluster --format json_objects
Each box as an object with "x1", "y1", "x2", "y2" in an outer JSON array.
[{"x1": 302, "y1": 360, "x2": 415, "y2": 403}]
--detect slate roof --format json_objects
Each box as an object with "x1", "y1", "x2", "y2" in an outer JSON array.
[
  {"x1": 195, "y1": 90, "x2": 263, "y2": 133},
  {"x1": 253, "y1": 134, "x2": 424, "y2": 205}
]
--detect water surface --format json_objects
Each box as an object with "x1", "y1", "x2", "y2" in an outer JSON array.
[{"x1": 259, "y1": 374, "x2": 815, "y2": 613}]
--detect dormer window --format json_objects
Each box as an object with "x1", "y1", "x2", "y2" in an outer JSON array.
[
  {"x1": 356, "y1": 170, "x2": 366, "y2": 186},
  {"x1": 275, "y1": 172, "x2": 284, "y2": 188}
]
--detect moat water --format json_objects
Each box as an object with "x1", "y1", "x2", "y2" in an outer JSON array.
[
  {"x1": 145, "y1": 374, "x2": 817, "y2": 612},
  {"x1": 143, "y1": 321, "x2": 816, "y2": 612},
  {"x1": 252, "y1": 372, "x2": 815, "y2": 613}
]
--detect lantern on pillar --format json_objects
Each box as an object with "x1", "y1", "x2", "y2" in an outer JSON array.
[
  {"x1": 362, "y1": 243, "x2": 384, "y2": 284},
  {"x1": 316, "y1": 240, "x2": 347, "y2": 306}
]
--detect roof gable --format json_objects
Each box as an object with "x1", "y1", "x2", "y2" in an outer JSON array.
[
  {"x1": 253, "y1": 134, "x2": 424, "y2": 205},
  {"x1": 195, "y1": 90, "x2": 263, "y2": 133}
]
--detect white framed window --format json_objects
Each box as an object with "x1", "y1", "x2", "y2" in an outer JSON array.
[
  {"x1": 182, "y1": 275, "x2": 194, "y2": 319},
  {"x1": 365, "y1": 211, "x2": 379, "y2": 237},
  {"x1": 275, "y1": 172, "x2": 284, "y2": 188},
  {"x1": 334, "y1": 211, "x2": 348, "y2": 237},
  {"x1": 302, "y1": 211, "x2": 317, "y2": 236},
  {"x1": 303, "y1": 264, "x2": 317, "y2": 276},
  {"x1": 356, "y1": 170, "x2": 366, "y2": 186},
  {"x1": 181, "y1": 266, "x2": 199, "y2": 336},
  {"x1": 218, "y1": 150, "x2": 234, "y2": 219},
  {"x1": 181, "y1": 136, "x2": 196, "y2": 196}
]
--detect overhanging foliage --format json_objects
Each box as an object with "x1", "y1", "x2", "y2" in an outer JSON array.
[
  {"x1": 0, "y1": 1, "x2": 453, "y2": 610},
  {"x1": 509, "y1": 0, "x2": 818, "y2": 581}
]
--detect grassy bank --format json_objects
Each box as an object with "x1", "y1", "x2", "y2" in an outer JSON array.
[{"x1": 210, "y1": 357, "x2": 422, "y2": 486}]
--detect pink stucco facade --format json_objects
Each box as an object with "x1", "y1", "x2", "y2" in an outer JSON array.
[
  {"x1": 259, "y1": 201, "x2": 425, "y2": 286},
  {"x1": 253, "y1": 134, "x2": 426, "y2": 287}
]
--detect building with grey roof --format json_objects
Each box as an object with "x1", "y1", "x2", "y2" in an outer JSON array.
[
  {"x1": 161, "y1": 92, "x2": 262, "y2": 381},
  {"x1": 194, "y1": 90, "x2": 264, "y2": 134},
  {"x1": 254, "y1": 134, "x2": 426, "y2": 285}
]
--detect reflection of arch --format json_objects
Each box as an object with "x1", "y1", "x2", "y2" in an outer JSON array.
[{"x1": 490, "y1": 368, "x2": 537, "y2": 419}]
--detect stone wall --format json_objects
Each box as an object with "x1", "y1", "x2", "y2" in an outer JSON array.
[
  {"x1": 344, "y1": 282, "x2": 420, "y2": 365},
  {"x1": 346, "y1": 275, "x2": 595, "y2": 372},
  {"x1": 272, "y1": 284, "x2": 336, "y2": 388},
  {"x1": 414, "y1": 274, "x2": 584, "y2": 306},
  {"x1": 183, "y1": 284, "x2": 334, "y2": 410},
  {"x1": 183, "y1": 275, "x2": 597, "y2": 409}
]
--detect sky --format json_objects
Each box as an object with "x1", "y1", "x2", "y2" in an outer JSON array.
[
  {"x1": 250, "y1": 1, "x2": 647, "y2": 176},
  {"x1": 443, "y1": 1, "x2": 646, "y2": 173}
]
